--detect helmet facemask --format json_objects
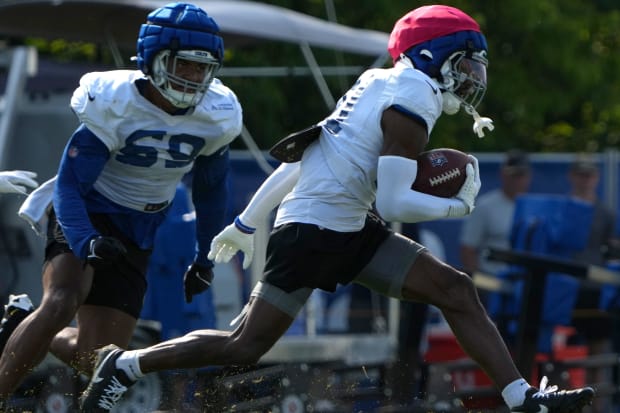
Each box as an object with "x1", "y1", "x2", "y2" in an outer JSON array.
[
  {"x1": 439, "y1": 50, "x2": 488, "y2": 115},
  {"x1": 151, "y1": 49, "x2": 221, "y2": 109}
]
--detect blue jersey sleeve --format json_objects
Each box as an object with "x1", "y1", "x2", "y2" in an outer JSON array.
[
  {"x1": 191, "y1": 147, "x2": 230, "y2": 267},
  {"x1": 53, "y1": 124, "x2": 110, "y2": 259}
]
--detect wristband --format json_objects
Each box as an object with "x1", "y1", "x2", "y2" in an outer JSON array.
[{"x1": 234, "y1": 216, "x2": 256, "y2": 234}]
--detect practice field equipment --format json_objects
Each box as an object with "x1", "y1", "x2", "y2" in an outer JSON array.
[{"x1": 269, "y1": 125, "x2": 322, "y2": 163}]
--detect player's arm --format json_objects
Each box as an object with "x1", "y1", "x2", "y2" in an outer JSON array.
[
  {"x1": 182, "y1": 147, "x2": 231, "y2": 303},
  {"x1": 53, "y1": 124, "x2": 109, "y2": 259},
  {"x1": 379, "y1": 106, "x2": 428, "y2": 159},
  {"x1": 191, "y1": 147, "x2": 230, "y2": 268},
  {"x1": 376, "y1": 107, "x2": 478, "y2": 223},
  {"x1": 237, "y1": 160, "x2": 300, "y2": 229},
  {"x1": 208, "y1": 160, "x2": 301, "y2": 268}
]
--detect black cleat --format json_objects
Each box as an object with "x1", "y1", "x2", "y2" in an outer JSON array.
[
  {"x1": 0, "y1": 294, "x2": 34, "y2": 355},
  {"x1": 79, "y1": 344, "x2": 135, "y2": 412},
  {"x1": 511, "y1": 376, "x2": 595, "y2": 413}
]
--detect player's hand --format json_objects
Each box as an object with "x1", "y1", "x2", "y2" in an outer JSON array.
[
  {"x1": 208, "y1": 219, "x2": 255, "y2": 269},
  {"x1": 183, "y1": 262, "x2": 214, "y2": 303},
  {"x1": 455, "y1": 155, "x2": 481, "y2": 213},
  {"x1": 0, "y1": 170, "x2": 38, "y2": 195},
  {"x1": 86, "y1": 236, "x2": 127, "y2": 268}
]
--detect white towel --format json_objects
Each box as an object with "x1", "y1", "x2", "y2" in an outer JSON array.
[{"x1": 18, "y1": 175, "x2": 56, "y2": 237}]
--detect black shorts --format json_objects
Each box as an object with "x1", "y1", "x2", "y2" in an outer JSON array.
[
  {"x1": 263, "y1": 214, "x2": 390, "y2": 293},
  {"x1": 46, "y1": 209, "x2": 151, "y2": 319}
]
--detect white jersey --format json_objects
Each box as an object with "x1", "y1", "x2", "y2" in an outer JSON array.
[
  {"x1": 275, "y1": 62, "x2": 442, "y2": 231},
  {"x1": 70, "y1": 70, "x2": 242, "y2": 211}
]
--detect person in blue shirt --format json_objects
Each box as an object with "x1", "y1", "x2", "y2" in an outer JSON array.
[{"x1": 0, "y1": 2, "x2": 241, "y2": 405}]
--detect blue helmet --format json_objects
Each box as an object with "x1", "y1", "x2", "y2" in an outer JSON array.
[
  {"x1": 402, "y1": 30, "x2": 487, "y2": 83},
  {"x1": 136, "y1": 3, "x2": 225, "y2": 108}
]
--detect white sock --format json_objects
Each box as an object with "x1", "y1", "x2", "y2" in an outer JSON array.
[
  {"x1": 501, "y1": 378, "x2": 530, "y2": 408},
  {"x1": 115, "y1": 350, "x2": 144, "y2": 381}
]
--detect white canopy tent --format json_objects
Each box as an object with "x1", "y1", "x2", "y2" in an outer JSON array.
[
  {"x1": 0, "y1": 0, "x2": 391, "y2": 168},
  {"x1": 0, "y1": 0, "x2": 389, "y2": 56}
]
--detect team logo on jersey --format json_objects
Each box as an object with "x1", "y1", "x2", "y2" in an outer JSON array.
[
  {"x1": 86, "y1": 88, "x2": 95, "y2": 101},
  {"x1": 425, "y1": 80, "x2": 438, "y2": 94},
  {"x1": 68, "y1": 146, "x2": 79, "y2": 158},
  {"x1": 428, "y1": 152, "x2": 448, "y2": 167}
]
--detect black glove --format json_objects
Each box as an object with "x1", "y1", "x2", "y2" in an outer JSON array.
[
  {"x1": 183, "y1": 262, "x2": 214, "y2": 303},
  {"x1": 86, "y1": 236, "x2": 127, "y2": 268}
]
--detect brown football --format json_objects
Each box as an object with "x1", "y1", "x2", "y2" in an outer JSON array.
[{"x1": 411, "y1": 148, "x2": 471, "y2": 198}]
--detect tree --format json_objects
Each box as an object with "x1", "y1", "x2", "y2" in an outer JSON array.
[
  {"x1": 238, "y1": 1, "x2": 620, "y2": 153},
  {"x1": 18, "y1": 0, "x2": 620, "y2": 152}
]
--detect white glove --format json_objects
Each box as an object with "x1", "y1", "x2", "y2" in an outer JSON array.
[
  {"x1": 0, "y1": 170, "x2": 39, "y2": 195},
  {"x1": 454, "y1": 155, "x2": 481, "y2": 214},
  {"x1": 207, "y1": 218, "x2": 255, "y2": 269}
]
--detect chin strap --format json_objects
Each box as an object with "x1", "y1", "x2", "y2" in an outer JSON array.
[{"x1": 465, "y1": 105, "x2": 494, "y2": 138}]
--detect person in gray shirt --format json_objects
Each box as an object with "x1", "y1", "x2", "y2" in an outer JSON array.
[{"x1": 460, "y1": 150, "x2": 531, "y2": 275}]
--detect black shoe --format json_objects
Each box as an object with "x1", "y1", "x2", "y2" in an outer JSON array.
[
  {"x1": 511, "y1": 376, "x2": 595, "y2": 413},
  {"x1": 79, "y1": 344, "x2": 135, "y2": 412},
  {"x1": 0, "y1": 294, "x2": 34, "y2": 355}
]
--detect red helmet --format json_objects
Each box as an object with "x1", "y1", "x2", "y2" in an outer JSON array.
[
  {"x1": 388, "y1": 5, "x2": 482, "y2": 62},
  {"x1": 388, "y1": 6, "x2": 493, "y2": 136}
]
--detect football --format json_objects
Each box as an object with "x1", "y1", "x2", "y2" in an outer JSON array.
[{"x1": 411, "y1": 148, "x2": 471, "y2": 198}]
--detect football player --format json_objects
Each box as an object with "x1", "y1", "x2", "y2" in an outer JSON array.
[
  {"x1": 0, "y1": 1, "x2": 241, "y2": 406},
  {"x1": 80, "y1": 5, "x2": 594, "y2": 413}
]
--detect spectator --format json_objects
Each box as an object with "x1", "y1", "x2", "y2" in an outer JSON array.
[
  {"x1": 567, "y1": 155, "x2": 616, "y2": 266},
  {"x1": 567, "y1": 154, "x2": 617, "y2": 411},
  {"x1": 460, "y1": 149, "x2": 531, "y2": 275}
]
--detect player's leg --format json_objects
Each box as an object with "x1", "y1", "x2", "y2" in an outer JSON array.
[
  {"x1": 356, "y1": 230, "x2": 594, "y2": 412},
  {"x1": 51, "y1": 305, "x2": 137, "y2": 374},
  {"x1": 354, "y1": 229, "x2": 518, "y2": 388},
  {"x1": 80, "y1": 220, "x2": 317, "y2": 411},
  {"x1": 50, "y1": 215, "x2": 150, "y2": 375},
  {"x1": 80, "y1": 283, "x2": 306, "y2": 411},
  {"x1": 401, "y1": 250, "x2": 521, "y2": 389},
  {"x1": 140, "y1": 288, "x2": 299, "y2": 371},
  {"x1": 0, "y1": 251, "x2": 91, "y2": 398}
]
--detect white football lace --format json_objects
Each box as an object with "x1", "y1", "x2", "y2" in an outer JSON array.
[
  {"x1": 429, "y1": 168, "x2": 461, "y2": 187},
  {"x1": 97, "y1": 376, "x2": 128, "y2": 409},
  {"x1": 533, "y1": 376, "x2": 559, "y2": 398}
]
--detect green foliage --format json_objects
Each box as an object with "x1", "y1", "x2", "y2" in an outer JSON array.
[
  {"x1": 229, "y1": 0, "x2": 620, "y2": 152},
  {"x1": 21, "y1": 1, "x2": 620, "y2": 152},
  {"x1": 25, "y1": 38, "x2": 100, "y2": 62},
  {"x1": 470, "y1": 0, "x2": 620, "y2": 152}
]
